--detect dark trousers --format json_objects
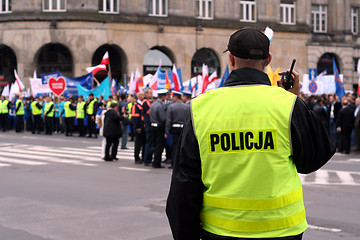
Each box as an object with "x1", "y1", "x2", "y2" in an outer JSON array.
[
  {"x1": 32, "y1": 115, "x2": 42, "y2": 134},
  {"x1": 0, "y1": 114, "x2": 7, "y2": 131},
  {"x1": 45, "y1": 116, "x2": 53, "y2": 135},
  {"x1": 134, "y1": 130, "x2": 146, "y2": 163},
  {"x1": 144, "y1": 128, "x2": 153, "y2": 164},
  {"x1": 105, "y1": 137, "x2": 119, "y2": 160},
  {"x1": 77, "y1": 118, "x2": 85, "y2": 136},
  {"x1": 339, "y1": 129, "x2": 352, "y2": 154},
  {"x1": 65, "y1": 117, "x2": 74, "y2": 136},
  {"x1": 87, "y1": 116, "x2": 97, "y2": 137},
  {"x1": 53, "y1": 117, "x2": 60, "y2": 133},
  {"x1": 129, "y1": 122, "x2": 135, "y2": 140},
  {"x1": 170, "y1": 128, "x2": 182, "y2": 167},
  {"x1": 152, "y1": 126, "x2": 165, "y2": 167},
  {"x1": 15, "y1": 115, "x2": 24, "y2": 132}
]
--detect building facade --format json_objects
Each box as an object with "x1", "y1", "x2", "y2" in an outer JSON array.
[{"x1": 0, "y1": 0, "x2": 359, "y2": 92}]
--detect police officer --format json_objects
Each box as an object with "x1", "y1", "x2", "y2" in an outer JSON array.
[
  {"x1": 143, "y1": 87, "x2": 153, "y2": 166},
  {"x1": 132, "y1": 91, "x2": 146, "y2": 164},
  {"x1": 166, "y1": 27, "x2": 335, "y2": 240},
  {"x1": 165, "y1": 91, "x2": 189, "y2": 168},
  {"x1": 0, "y1": 95, "x2": 10, "y2": 132},
  {"x1": 86, "y1": 93, "x2": 98, "y2": 138},
  {"x1": 149, "y1": 89, "x2": 167, "y2": 168},
  {"x1": 31, "y1": 97, "x2": 43, "y2": 134},
  {"x1": 64, "y1": 97, "x2": 76, "y2": 136},
  {"x1": 76, "y1": 95, "x2": 86, "y2": 137},
  {"x1": 44, "y1": 96, "x2": 54, "y2": 135},
  {"x1": 181, "y1": 90, "x2": 192, "y2": 104},
  {"x1": 15, "y1": 95, "x2": 25, "y2": 132}
]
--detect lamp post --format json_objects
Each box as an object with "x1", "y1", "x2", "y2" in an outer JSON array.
[{"x1": 195, "y1": 24, "x2": 203, "y2": 51}]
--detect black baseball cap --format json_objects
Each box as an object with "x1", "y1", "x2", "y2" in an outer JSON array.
[{"x1": 224, "y1": 26, "x2": 270, "y2": 60}]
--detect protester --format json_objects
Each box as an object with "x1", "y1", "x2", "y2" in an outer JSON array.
[
  {"x1": 44, "y1": 96, "x2": 54, "y2": 135},
  {"x1": 337, "y1": 98, "x2": 355, "y2": 154},
  {"x1": 86, "y1": 93, "x2": 98, "y2": 138},
  {"x1": 103, "y1": 102, "x2": 123, "y2": 161},
  {"x1": 15, "y1": 95, "x2": 25, "y2": 132}
]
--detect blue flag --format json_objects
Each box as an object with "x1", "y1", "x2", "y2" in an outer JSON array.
[
  {"x1": 77, "y1": 76, "x2": 111, "y2": 100},
  {"x1": 333, "y1": 58, "x2": 345, "y2": 99},
  {"x1": 218, "y1": 65, "x2": 229, "y2": 88}
]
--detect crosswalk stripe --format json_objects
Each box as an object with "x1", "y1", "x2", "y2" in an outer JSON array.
[
  {"x1": 336, "y1": 171, "x2": 356, "y2": 185},
  {"x1": 0, "y1": 151, "x2": 97, "y2": 166},
  {"x1": 31, "y1": 146, "x2": 100, "y2": 157},
  {"x1": 0, "y1": 163, "x2": 11, "y2": 167},
  {"x1": 59, "y1": 147, "x2": 100, "y2": 153},
  {"x1": 1, "y1": 147, "x2": 100, "y2": 162},
  {"x1": 0, "y1": 156, "x2": 47, "y2": 165},
  {"x1": 313, "y1": 170, "x2": 328, "y2": 184},
  {"x1": 119, "y1": 167, "x2": 150, "y2": 172}
]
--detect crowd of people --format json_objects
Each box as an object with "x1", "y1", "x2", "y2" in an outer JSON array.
[
  {"x1": 0, "y1": 86, "x2": 359, "y2": 165},
  {"x1": 0, "y1": 88, "x2": 192, "y2": 168},
  {"x1": 298, "y1": 92, "x2": 360, "y2": 154}
]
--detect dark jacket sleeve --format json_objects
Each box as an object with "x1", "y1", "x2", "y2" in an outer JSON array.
[
  {"x1": 36, "y1": 103, "x2": 42, "y2": 109},
  {"x1": 166, "y1": 108, "x2": 204, "y2": 240},
  {"x1": 291, "y1": 98, "x2": 336, "y2": 174},
  {"x1": 46, "y1": 104, "x2": 54, "y2": 116},
  {"x1": 69, "y1": 103, "x2": 76, "y2": 111}
]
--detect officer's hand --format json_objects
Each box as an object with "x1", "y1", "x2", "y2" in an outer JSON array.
[
  {"x1": 91, "y1": 116, "x2": 95, "y2": 120},
  {"x1": 277, "y1": 70, "x2": 300, "y2": 96},
  {"x1": 164, "y1": 133, "x2": 167, "y2": 139},
  {"x1": 136, "y1": 128, "x2": 142, "y2": 133}
]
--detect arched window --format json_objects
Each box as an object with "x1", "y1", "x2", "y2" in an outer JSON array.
[
  {"x1": 191, "y1": 48, "x2": 220, "y2": 77},
  {"x1": 92, "y1": 44, "x2": 127, "y2": 82},
  {"x1": 143, "y1": 47, "x2": 174, "y2": 75},
  {"x1": 0, "y1": 45, "x2": 17, "y2": 85},
  {"x1": 317, "y1": 52, "x2": 340, "y2": 75},
  {"x1": 36, "y1": 43, "x2": 73, "y2": 77}
]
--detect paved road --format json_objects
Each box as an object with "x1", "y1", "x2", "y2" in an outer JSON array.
[{"x1": 0, "y1": 132, "x2": 359, "y2": 240}]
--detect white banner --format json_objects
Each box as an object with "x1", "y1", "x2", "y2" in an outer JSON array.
[
  {"x1": 302, "y1": 74, "x2": 342, "y2": 95},
  {"x1": 30, "y1": 77, "x2": 51, "y2": 96}
]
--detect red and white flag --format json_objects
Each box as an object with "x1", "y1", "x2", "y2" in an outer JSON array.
[
  {"x1": 14, "y1": 69, "x2": 25, "y2": 93},
  {"x1": 135, "y1": 67, "x2": 143, "y2": 93},
  {"x1": 201, "y1": 64, "x2": 209, "y2": 94},
  {"x1": 149, "y1": 67, "x2": 160, "y2": 91},
  {"x1": 101, "y1": 51, "x2": 109, "y2": 65},
  {"x1": 86, "y1": 64, "x2": 107, "y2": 75},
  {"x1": 172, "y1": 64, "x2": 181, "y2": 91}
]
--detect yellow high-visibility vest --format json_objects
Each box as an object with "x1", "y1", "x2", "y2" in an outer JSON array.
[
  {"x1": 44, "y1": 101, "x2": 54, "y2": 117},
  {"x1": 64, "y1": 101, "x2": 75, "y2": 118},
  {"x1": 0, "y1": 99, "x2": 9, "y2": 114},
  {"x1": 31, "y1": 101, "x2": 42, "y2": 115},
  {"x1": 86, "y1": 99, "x2": 96, "y2": 115},
  {"x1": 191, "y1": 85, "x2": 307, "y2": 238},
  {"x1": 76, "y1": 102, "x2": 86, "y2": 119}
]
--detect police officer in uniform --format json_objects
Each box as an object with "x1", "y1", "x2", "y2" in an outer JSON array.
[
  {"x1": 44, "y1": 96, "x2": 54, "y2": 135},
  {"x1": 132, "y1": 91, "x2": 146, "y2": 164},
  {"x1": 181, "y1": 90, "x2": 192, "y2": 104},
  {"x1": 166, "y1": 27, "x2": 335, "y2": 240},
  {"x1": 31, "y1": 97, "x2": 43, "y2": 134},
  {"x1": 64, "y1": 97, "x2": 76, "y2": 136},
  {"x1": 15, "y1": 95, "x2": 25, "y2": 132},
  {"x1": 86, "y1": 93, "x2": 98, "y2": 138},
  {"x1": 149, "y1": 89, "x2": 167, "y2": 168},
  {"x1": 0, "y1": 96, "x2": 10, "y2": 131},
  {"x1": 76, "y1": 95, "x2": 86, "y2": 137},
  {"x1": 165, "y1": 91, "x2": 189, "y2": 168}
]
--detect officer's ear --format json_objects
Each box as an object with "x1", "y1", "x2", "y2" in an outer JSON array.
[
  {"x1": 265, "y1": 52, "x2": 272, "y2": 67},
  {"x1": 229, "y1": 52, "x2": 235, "y2": 68}
]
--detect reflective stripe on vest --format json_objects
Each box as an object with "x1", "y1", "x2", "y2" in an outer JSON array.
[
  {"x1": 127, "y1": 102, "x2": 133, "y2": 119},
  {"x1": 87, "y1": 99, "x2": 96, "y2": 115},
  {"x1": 64, "y1": 101, "x2": 75, "y2": 118},
  {"x1": 16, "y1": 100, "x2": 24, "y2": 115},
  {"x1": 191, "y1": 85, "x2": 307, "y2": 238},
  {"x1": 45, "y1": 101, "x2": 54, "y2": 117},
  {"x1": 106, "y1": 100, "x2": 117, "y2": 108},
  {"x1": 76, "y1": 102, "x2": 85, "y2": 119},
  {"x1": 0, "y1": 100, "x2": 9, "y2": 114},
  {"x1": 31, "y1": 101, "x2": 42, "y2": 115}
]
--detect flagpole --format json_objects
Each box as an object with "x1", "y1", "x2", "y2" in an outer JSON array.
[
  {"x1": 108, "y1": 63, "x2": 112, "y2": 85},
  {"x1": 93, "y1": 76, "x2": 100, "y2": 86}
]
